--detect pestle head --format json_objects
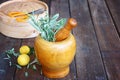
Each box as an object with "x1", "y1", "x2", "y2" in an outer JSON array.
[
  {"x1": 55, "y1": 18, "x2": 77, "y2": 42},
  {"x1": 67, "y1": 18, "x2": 77, "y2": 29}
]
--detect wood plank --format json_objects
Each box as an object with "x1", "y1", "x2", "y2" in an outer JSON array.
[
  {"x1": 105, "y1": 0, "x2": 120, "y2": 35},
  {"x1": 88, "y1": 0, "x2": 120, "y2": 80},
  {"x1": 69, "y1": 0, "x2": 107, "y2": 80},
  {"x1": 88, "y1": 0, "x2": 120, "y2": 51},
  {"x1": 102, "y1": 51, "x2": 120, "y2": 80},
  {"x1": 44, "y1": 0, "x2": 77, "y2": 80},
  {"x1": 0, "y1": 34, "x2": 21, "y2": 80}
]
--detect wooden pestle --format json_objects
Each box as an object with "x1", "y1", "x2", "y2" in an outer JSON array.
[{"x1": 55, "y1": 18, "x2": 77, "y2": 41}]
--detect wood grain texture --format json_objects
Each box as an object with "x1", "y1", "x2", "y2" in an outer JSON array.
[
  {"x1": 0, "y1": 53, "x2": 10, "y2": 80},
  {"x1": 0, "y1": 34, "x2": 21, "y2": 80},
  {"x1": 88, "y1": 0, "x2": 120, "y2": 51},
  {"x1": 102, "y1": 51, "x2": 120, "y2": 80},
  {"x1": 88, "y1": 0, "x2": 120, "y2": 80},
  {"x1": 69, "y1": 0, "x2": 107, "y2": 80},
  {"x1": 105, "y1": 0, "x2": 120, "y2": 35}
]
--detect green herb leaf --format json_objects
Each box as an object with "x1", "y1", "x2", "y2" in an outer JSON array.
[
  {"x1": 6, "y1": 54, "x2": 11, "y2": 58},
  {"x1": 3, "y1": 58, "x2": 10, "y2": 60},
  {"x1": 5, "y1": 48, "x2": 19, "y2": 67},
  {"x1": 25, "y1": 72, "x2": 29, "y2": 77},
  {"x1": 9, "y1": 61, "x2": 12, "y2": 66},
  {"x1": 29, "y1": 47, "x2": 35, "y2": 55},
  {"x1": 32, "y1": 65, "x2": 37, "y2": 71},
  {"x1": 51, "y1": 13, "x2": 59, "y2": 21},
  {"x1": 5, "y1": 48, "x2": 19, "y2": 57},
  {"x1": 27, "y1": 64, "x2": 30, "y2": 69},
  {"x1": 29, "y1": 58, "x2": 38, "y2": 65},
  {"x1": 16, "y1": 64, "x2": 22, "y2": 69},
  {"x1": 29, "y1": 13, "x2": 66, "y2": 42}
]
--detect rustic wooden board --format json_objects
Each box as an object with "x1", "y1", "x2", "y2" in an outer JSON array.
[
  {"x1": 0, "y1": 53, "x2": 10, "y2": 80},
  {"x1": 0, "y1": 34, "x2": 21, "y2": 80},
  {"x1": 69, "y1": 0, "x2": 107, "y2": 80},
  {"x1": 88, "y1": 0, "x2": 120, "y2": 51},
  {"x1": 88, "y1": 0, "x2": 120, "y2": 80},
  {"x1": 105, "y1": 0, "x2": 120, "y2": 35}
]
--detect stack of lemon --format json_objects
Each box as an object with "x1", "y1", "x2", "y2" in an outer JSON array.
[{"x1": 17, "y1": 45, "x2": 30, "y2": 66}]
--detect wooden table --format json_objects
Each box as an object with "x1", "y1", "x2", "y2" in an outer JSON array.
[{"x1": 0, "y1": 0, "x2": 120, "y2": 80}]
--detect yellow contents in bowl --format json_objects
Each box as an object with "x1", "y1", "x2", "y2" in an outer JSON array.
[{"x1": 8, "y1": 11, "x2": 29, "y2": 22}]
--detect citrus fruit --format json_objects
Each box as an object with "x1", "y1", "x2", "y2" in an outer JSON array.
[
  {"x1": 19, "y1": 45, "x2": 30, "y2": 54},
  {"x1": 17, "y1": 54, "x2": 30, "y2": 66}
]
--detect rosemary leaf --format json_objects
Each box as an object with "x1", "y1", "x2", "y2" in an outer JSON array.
[
  {"x1": 25, "y1": 72, "x2": 29, "y2": 77},
  {"x1": 6, "y1": 54, "x2": 11, "y2": 58},
  {"x1": 9, "y1": 61, "x2": 12, "y2": 66},
  {"x1": 29, "y1": 13, "x2": 66, "y2": 42},
  {"x1": 3, "y1": 58, "x2": 10, "y2": 60},
  {"x1": 32, "y1": 65, "x2": 37, "y2": 71},
  {"x1": 16, "y1": 64, "x2": 22, "y2": 69}
]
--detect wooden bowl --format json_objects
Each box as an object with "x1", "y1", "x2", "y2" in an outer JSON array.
[{"x1": 0, "y1": 0, "x2": 48, "y2": 38}]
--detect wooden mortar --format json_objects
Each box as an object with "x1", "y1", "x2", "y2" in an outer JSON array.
[{"x1": 34, "y1": 33, "x2": 76, "y2": 78}]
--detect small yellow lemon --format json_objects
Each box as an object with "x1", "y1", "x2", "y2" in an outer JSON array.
[
  {"x1": 17, "y1": 54, "x2": 30, "y2": 66},
  {"x1": 19, "y1": 45, "x2": 30, "y2": 54}
]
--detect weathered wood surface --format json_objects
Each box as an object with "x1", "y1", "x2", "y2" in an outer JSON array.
[
  {"x1": 70, "y1": 0, "x2": 107, "y2": 80},
  {"x1": 0, "y1": 0, "x2": 120, "y2": 80},
  {"x1": 105, "y1": 0, "x2": 120, "y2": 35},
  {"x1": 0, "y1": 34, "x2": 21, "y2": 80},
  {"x1": 88, "y1": 0, "x2": 120, "y2": 80}
]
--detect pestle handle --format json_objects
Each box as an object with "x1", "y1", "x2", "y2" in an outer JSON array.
[
  {"x1": 55, "y1": 18, "x2": 77, "y2": 41},
  {"x1": 64, "y1": 18, "x2": 77, "y2": 30}
]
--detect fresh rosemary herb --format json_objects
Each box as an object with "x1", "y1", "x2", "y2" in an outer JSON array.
[
  {"x1": 5, "y1": 48, "x2": 19, "y2": 57},
  {"x1": 29, "y1": 13, "x2": 66, "y2": 42},
  {"x1": 4, "y1": 48, "x2": 19, "y2": 66},
  {"x1": 27, "y1": 58, "x2": 38, "y2": 69}
]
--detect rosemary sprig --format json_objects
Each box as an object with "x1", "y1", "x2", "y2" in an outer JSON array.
[
  {"x1": 5, "y1": 48, "x2": 19, "y2": 57},
  {"x1": 29, "y1": 13, "x2": 66, "y2": 42},
  {"x1": 4, "y1": 48, "x2": 19, "y2": 67}
]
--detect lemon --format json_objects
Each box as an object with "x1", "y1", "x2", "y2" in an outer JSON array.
[
  {"x1": 19, "y1": 45, "x2": 30, "y2": 54},
  {"x1": 17, "y1": 54, "x2": 30, "y2": 66}
]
